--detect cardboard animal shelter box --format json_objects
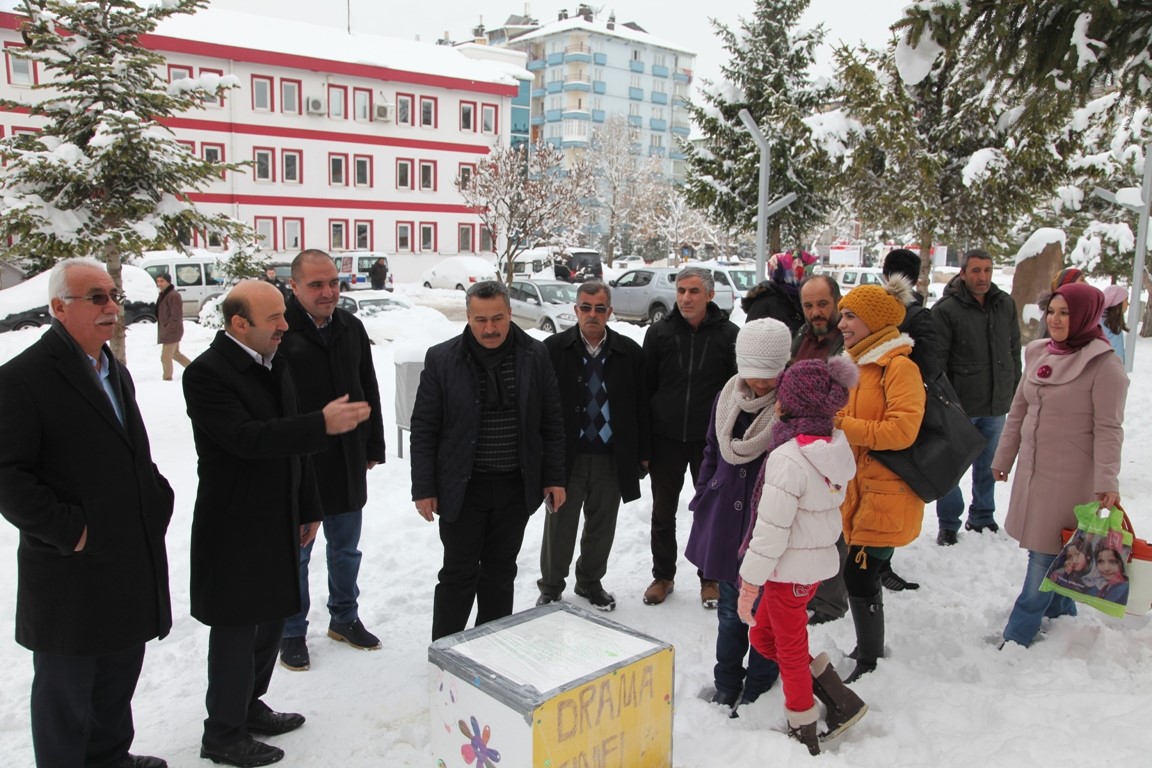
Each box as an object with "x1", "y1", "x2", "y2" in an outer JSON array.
[{"x1": 428, "y1": 602, "x2": 674, "y2": 767}]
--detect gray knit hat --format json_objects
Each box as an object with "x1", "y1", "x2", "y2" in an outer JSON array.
[{"x1": 736, "y1": 318, "x2": 792, "y2": 379}]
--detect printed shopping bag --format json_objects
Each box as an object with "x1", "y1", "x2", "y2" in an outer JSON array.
[{"x1": 1043, "y1": 502, "x2": 1133, "y2": 618}]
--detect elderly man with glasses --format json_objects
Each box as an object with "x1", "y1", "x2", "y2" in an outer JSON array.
[
  {"x1": 535, "y1": 281, "x2": 649, "y2": 612},
  {"x1": 0, "y1": 257, "x2": 174, "y2": 768}
]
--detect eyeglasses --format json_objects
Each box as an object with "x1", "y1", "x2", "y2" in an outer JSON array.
[
  {"x1": 576, "y1": 303, "x2": 610, "y2": 314},
  {"x1": 64, "y1": 290, "x2": 126, "y2": 306}
]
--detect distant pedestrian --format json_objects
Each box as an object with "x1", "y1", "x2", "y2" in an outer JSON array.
[
  {"x1": 156, "y1": 273, "x2": 191, "y2": 380},
  {"x1": 368, "y1": 257, "x2": 389, "y2": 291}
]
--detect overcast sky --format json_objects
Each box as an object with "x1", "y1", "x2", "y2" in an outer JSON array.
[{"x1": 208, "y1": 0, "x2": 911, "y2": 84}]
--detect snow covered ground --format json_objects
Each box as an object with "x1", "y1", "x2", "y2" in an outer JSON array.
[{"x1": 0, "y1": 299, "x2": 1149, "y2": 767}]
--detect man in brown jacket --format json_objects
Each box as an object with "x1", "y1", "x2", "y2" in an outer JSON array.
[{"x1": 156, "y1": 273, "x2": 191, "y2": 380}]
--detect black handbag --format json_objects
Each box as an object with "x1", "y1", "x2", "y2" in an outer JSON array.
[{"x1": 870, "y1": 369, "x2": 987, "y2": 502}]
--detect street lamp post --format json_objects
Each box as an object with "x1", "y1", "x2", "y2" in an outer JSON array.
[{"x1": 738, "y1": 109, "x2": 797, "y2": 283}]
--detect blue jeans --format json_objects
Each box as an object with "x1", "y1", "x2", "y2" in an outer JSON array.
[
  {"x1": 715, "y1": 580, "x2": 779, "y2": 700},
  {"x1": 284, "y1": 510, "x2": 363, "y2": 638},
  {"x1": 1002, "y1": 550, "x2": 1078, "y2": 647},
  {"x1": 937, "y1": 415, "x2": 1005, "y2": 531}
]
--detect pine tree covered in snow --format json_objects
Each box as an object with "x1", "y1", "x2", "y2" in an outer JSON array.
[
  {"x1": 454, "y1": 142, "x2": 593, "y2": 285},
  {"x1": 0, "y1": 0, "x2": 252, "y2": 362},
  {"x1": 834, "y1": 37, "x2": 1068, "y2": 281},
  {"x1": 586, "y1": 115, "x2": 664, "y2": 266},
  {"x1": 681, "y1": 0, "x2": 835, "y2": 253}
]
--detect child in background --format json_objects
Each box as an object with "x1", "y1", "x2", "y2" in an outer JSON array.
[
  {"x1": 737, "y1": 357, "x2": 866, "y2": 756},
  {"x1": 1100, "y1": 285, "x2": 1129, "y2": 364}
]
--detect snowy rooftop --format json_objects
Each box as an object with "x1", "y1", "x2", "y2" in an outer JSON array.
[{"x1": 508, "y1": 14, "x2": 695, "y2": 57}]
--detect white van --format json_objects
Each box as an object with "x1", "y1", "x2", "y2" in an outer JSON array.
[
  {"x1": 332, "y1": 251, "x2": 394, "y2": 292},
  {"x1": 830, "y1": 267, "x2": 884, "y2": 293},
  {"x1": 136, "y1": 251, "x2": 226, "y2": 317},
  {"x1": 496, "y1": 248, "x2": 553, "y2": 280}
]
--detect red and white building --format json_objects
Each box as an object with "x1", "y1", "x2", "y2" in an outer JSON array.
[{"x1": 0, "y1": 5, "x2": 530, "y2": 261}]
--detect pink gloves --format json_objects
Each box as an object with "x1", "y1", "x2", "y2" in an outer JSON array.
[{"x1": 738, "y1": 580, "x2": 761, "y2": 626}]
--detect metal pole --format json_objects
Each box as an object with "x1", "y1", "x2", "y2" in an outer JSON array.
[
  {"x1": 1124, "y1": 142, "x2": 1152, "y2": 373},
  {"x1": 739, "y1": 109, "x2": 770, "y2": 282}
]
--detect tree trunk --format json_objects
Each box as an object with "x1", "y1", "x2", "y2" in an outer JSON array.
[
  {"x1": 768, "y1": 223, "x2": 781, "y2": 257},
  {"x1": 104, "y1": 243, "x2": 127, "y2": 366},
  {"x1": 1011, "y1": 239, "x2": 1064, "y2": 344},
  {"x1": 1140, "y1": 267, "x2": 1152, "y2": 338},
  {"x1": 916, "y1": 229, "x2": 934, "y2": 298}
]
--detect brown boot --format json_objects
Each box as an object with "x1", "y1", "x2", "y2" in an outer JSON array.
[
  {"x1": 786, "y1": 704, "x2": 820, "y2": 756},
  {"x1": 810, "y1": 651, "x2": 868, "y2": 740},
  {"x1": 700, "y1": 579, "x2": 720, "y2": 609},
  {"x1": 643, "y1": 578, "x2": 674, "y2": 605}
]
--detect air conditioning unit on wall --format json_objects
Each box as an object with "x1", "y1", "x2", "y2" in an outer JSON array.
[
  {"x1": 373, "y1": 104, "x2": 394, "y2": 122},
  {"x1": 306, "y1": 96, "x2": 325, "y2": 115}
]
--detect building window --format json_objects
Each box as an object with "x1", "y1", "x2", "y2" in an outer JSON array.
[
  {"x1": 205, "y1": 231, "x2": 225, "y2": 249},
  {"x1": 396, "y1": 93, "x2": 414, "y2": 126},
  {"x1": 353, "y1": 155, "x2": 372, "y2": 187},
  {"x1": 177, "y1": 140, "x2": 195, "y2": 155},
  {"x1": 653, "y1": 80, "x2": 666, "y2": 94},
  {"x1": 396, "y1": 159, "x2": 413, "y2": 190},
  {"x1": 480, "y1": 227, "x2": 494, "y2": 252},
  {"x1": 202, "y1": 143, "x2": 225, "y2": 179},
  {"x1": 396, "y1": 222, "x2": 413, "y2": 252},
  {"x1": 329, "y1": 153, "x2": 347, "y2": 186},
  {"x1": 458, "y1": 224, "x2": 474, "y2": 253},
  {"x1": 420, "y1": 223, "x2": 437, "y2": 252},
  {"x1": 550, "y1": 95, "x2": 562, "y2": 110},
  {"x1": 199, "y1": 67, "x2": 225, "y2": 107},
  {"x1": 283, "y1": 218, "x2": 303, "y2": 252},
  {"x1": 354, "y1": 220, "x2": 372, "y2": 250},
  {"x1": 630, "y1": 75, "x2": 641, "y2": 89},
  {"x1": 458, "y1": 163, "x2": 475, "y2": 187},
  {"x1": 282, "y1": 150, "x2": 302, "y2": 183},
  {"x1": 629, "y1": 103, "x2": 640, "y2": 117},
  {"x1": 654, "y1": 52, "x2": 666, "y2": 67},
  {"x1": 353, "y1": 88, "x2": 372, "y2": 121},
  {"x1": 460, "y1": 101, "x2": 475, "y2": 131},
  {"x1": 481, "y1": 104, "x2": 497, "y2": 134},
  {"x1": 650, "y1": 134, "x2": 664, "y2": 148},
  {"x1": 254, "y1": 217, "x2": 276, "y2": 250},
  {"x1": 166, "y1": 63, "x2": 192, "y2": 84},
  {"x1": 328, "y1": 85, "x2": 347, "y2": 119},
  {"x1": 252, "y1": 75, "x2": 273, "y2": 111},
  {"x1": 253, "y1": 148, "x2": 275, "y2": 182},
  {"x1": 330, "y1": 220, "x2": 348, "y2": 251},
  {"x1": 281, "y1": 79, "x2": 301, "y2": 114},
  {"x1": 420, "y1": 96, "x2": 437, "y2": 127},
  {"x1": 419, "y1": 160, "x2": 436, "y2": 191}
]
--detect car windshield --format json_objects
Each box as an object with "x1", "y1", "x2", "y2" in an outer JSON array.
[
  {"x1": 539, "y1": 284, "x2": 578, "y2": 304},
  {"x1": 729, "y1": 270, "x2": 756, "y2": 291},
  {"x1": 358, "y1": 299, "x2": 402, "y2": 314}
]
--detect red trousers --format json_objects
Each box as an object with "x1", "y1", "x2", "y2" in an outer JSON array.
[{"x1": 748, "y1": 580, "x2": 819, "y2": 712}]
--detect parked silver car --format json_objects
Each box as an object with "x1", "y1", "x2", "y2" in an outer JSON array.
[
  {"x1": 509, "y1": 280, "x2": 578, "y2": 333},
  {"x1": 609, "y1": 267, "x2": 735, "y2": 324}
]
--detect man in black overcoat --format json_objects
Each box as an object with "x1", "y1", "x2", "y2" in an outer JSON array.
[
  {"x1": 0, "y1": 257, "x2": 172, "y2": 768},
  {"x1": 183, "y1": 280, "x2": 370, "y2": 767}
]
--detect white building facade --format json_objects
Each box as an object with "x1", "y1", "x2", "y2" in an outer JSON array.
[{"x1": 0, "y1": 6, "x2": 530, "y2": 260}]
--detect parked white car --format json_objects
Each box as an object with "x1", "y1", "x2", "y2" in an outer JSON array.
[
  {"x1": 609, "y1": 267, "x2": 735, "y2": 324},
  {"x1": 509, "y1": 280, "x2": 578, "y2": 333},
  {"x1": 336, "y1": 290, "x2": 412, "y2": 316},
  {"x1": 420, "y1": 256, "x2": 498, "y2": 291},
  {"x1": 695, "y1": 260, "x2": 758, "y2": 300}
]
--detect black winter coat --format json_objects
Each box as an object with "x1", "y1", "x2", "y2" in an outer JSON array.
[
  {"x1": 0, "y1": 325, "x2": 173, "y2": 655},
  {"x1": 279, "y1": 298, "x2": 386, "y2": 516},
  {"x1": 742, "y1": 281, "x2": 803, "y2": 334},
  {"x1": 902, "y1": 295, "x2": 941, "y2": 380},
  {"x1": 183, "y1": 332, "x2": 326, "y2": 627},
  {"x1": 545, "y1": 326, "x2": 650, "y2": 503},
  {"x1": 410, "y1": 324, "x2": 566, "y2": 523},
  {"x1": 644, "y1": 303, "x2": 739, "y2": 442},
  {"x1": 932, "y1": 277, "x2": 1022, "y2": 416}
]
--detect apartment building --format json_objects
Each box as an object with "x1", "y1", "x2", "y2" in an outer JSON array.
[
  {"x1": 0, "y1": 5, "x2": 531, "y2": 259},
  {"x1": 480, "y1": 5, "x2": 695, "y2": 180}
]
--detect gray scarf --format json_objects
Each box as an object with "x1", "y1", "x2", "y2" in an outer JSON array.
[{"x1": 714, "y1": 375, "x2": 778, "y2": 466}]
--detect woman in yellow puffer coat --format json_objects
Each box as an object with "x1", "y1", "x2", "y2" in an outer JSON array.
[{"x1": 833, "y1": 276, "x2": 925, "y2": 682}]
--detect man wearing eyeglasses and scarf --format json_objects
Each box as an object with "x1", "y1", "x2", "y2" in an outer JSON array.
[
  {"x1": 535, "y1": 281, "x2": 649, "y2": 612},
  {"x1": 0, "y1": 257, "x2": 173, "y2": 768}
]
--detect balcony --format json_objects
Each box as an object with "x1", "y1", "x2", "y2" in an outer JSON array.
[
  {"x1": 562, "y1": 108, "x2": 591, "y2": 120},
  {"x1": 592, "y1": 109, "x2": 606, "y2": 123},
  {"x1": 649, "y1": 117, "x2": 667, "y2": 131},
  {"x1": 628, "y1": 87, "x2": 644, "y2": 101},
  {"x1": 627, "y1": 115, "x2": 642, "y2": 128},
  {"x1": 545, "y1": 109, "x2": 563, "y2": 122},
  {"x1": 671, "y1": 120, "x2": 691, "y2": 136},
  {"x1": 629, "y1": 59, "x2": 645, "y2": 73},
  {"x1": 563, "y1": 73, "x2": 592, "y2": 92},
  {"x1": 546, "y1": 52, "x2": 565, "y2": 66},
  {"x1": 531, "y1": 113, "x2": 545, "y2": 125},
  {"x1": 593, "y1": 52, "x2": 607, "y2": 65},
  {"x1": 670, "y1": 150, "x2": 687, "y2": 161},
  {"x1": 652, "y1": 64, "x2": 670, "y2": 78},
  {"x1": 531, "y1": 86, "x2": 546, "y2": 99},
  {"x1": 546, "y1": 80, "x2": 564, "y2": 94},
  {"x1": 673, "y1": 68, "x2": 692, "y2": 82},
  {"x1": 527, "y1": 58, "x2": 546, "y2": 71},
  {"x1": 649, "y1": 145, "x2": 667, "y2": 157},
  {"x1": 564, "y1": 43, "x2": 592, "y2": 63},
  {"x1": 650, "y1": 91, "x2": 668, "y2": 105},
  {"x1": 593, "y1": 80, "x2": 606, "y2": 94}
]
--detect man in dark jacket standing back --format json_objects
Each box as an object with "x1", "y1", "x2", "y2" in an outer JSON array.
[
  {"x1": 932, "y1": 248, "x2": 1021, "y2": 545},
  {"x1": 276, "y1": 250, "x2": 387, "y2": 672},
  {"x1": 156, "y1": 272, "x2": 191, "y2": 381},
  {"x1": 0, "y1": 258, "x2": 173, "y2": 768},
  {"x1": 411, "y1": 281, "x2": 566, "y2": 641},
  {"x1": 184, "y1": 280, "x2": 371, "y2": 766},
  {"x1": 536, "y1": 281, "x2": 649, "y2": 612},
  {"x1": 643, "y1": 266, "x2": 739, "y2": 607}
]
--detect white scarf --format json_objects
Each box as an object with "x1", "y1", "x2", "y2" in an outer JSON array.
[{"x1": 715, "y1": 376, "x2": 778, "y2": 466}]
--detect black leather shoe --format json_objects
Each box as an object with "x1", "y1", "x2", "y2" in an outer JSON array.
[
  {"x1": 965, "y1": 521, "x2": 999, "y2": 534},
  {"x1": 112, "y1": 755, "x2": 168, "y2": 768},
  {"x1": 278, "y1": 636, "x2": 309, "y2": 671},
  {"x1": 574, "y1": 584, "x2": 616, "y2": 611},
  {"x1": 536, "y1": 592, "x2": 561, "y2": 606},
  {"x1": 936, "y1": 529, "x2": 959, "y2": 546},
  {"x1": 246, "y1": 709, "x2": 305, "y2": 736},
  {"x1": 327, "y1": 618, "x2": 381, "y2": 650},
  {"x1": 200, "y1": 737, "x2": 284, "y2": 767}
]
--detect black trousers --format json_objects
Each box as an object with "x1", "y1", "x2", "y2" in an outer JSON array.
[
  {"x1": 648, "y1": 435, "x2": 705, "y2": 581},
  {"x1": 31, "y1": 643, "x2": 145, "y2": 768},
  {"x1": 203, "y1": 619, "x2": 284, "y2": 749},
  {"x1": 538, "y1": 453, "x2": 621, "y2": 595},
  {"x1": 433, "y1": 473, "x2": 530, "y2": 641},
  {"x1": 843, "y1": 546, "x2": 890, "y2": 599}
]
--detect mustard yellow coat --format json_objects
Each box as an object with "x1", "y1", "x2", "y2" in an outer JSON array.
[{"x1": 837, "y1": 335, "x2": 926, "y2": 548}]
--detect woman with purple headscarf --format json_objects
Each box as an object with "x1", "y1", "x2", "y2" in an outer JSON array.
[{"x1": 991, "y1": 283, "x2": 1129, "y2": 647}]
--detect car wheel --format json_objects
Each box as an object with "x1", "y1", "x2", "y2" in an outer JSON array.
[
  {"x1": 649, "y1": 304, "x2": 668, "y2": 323},
  {"x1": 540, "y1": 318, "x2": 556, "y2": 333},
  {"x1": 455, "y1": 284, "x2": 465, "y2": 291},
  {"x1": 341, "y1": 282, "x2": 353, "y2": 293},
  {"x1": 423, "y1": 281, "x2": 432, "y2": 289},
  {"x1": 132, "y1": 314, "x2": 157, "y2": 325},
  {"x1": 12, "y1": 320, "x2": 41, "y2": 330}
]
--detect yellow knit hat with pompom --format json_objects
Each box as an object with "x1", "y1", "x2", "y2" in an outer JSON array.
[{"x1": 838, "y1": 281, "x2": 907, "y2": 333}]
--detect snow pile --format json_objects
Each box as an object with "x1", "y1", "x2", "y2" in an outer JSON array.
[
  {"x1": 961, "y1": 147, "x2": 1007, "y2": 187},
  {"x1": 1014, "y1": 228, "x2": 1067, "y2": 265},
  {"x1": 894, "y1": 31, "x2": 943, "y2": 85}
]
